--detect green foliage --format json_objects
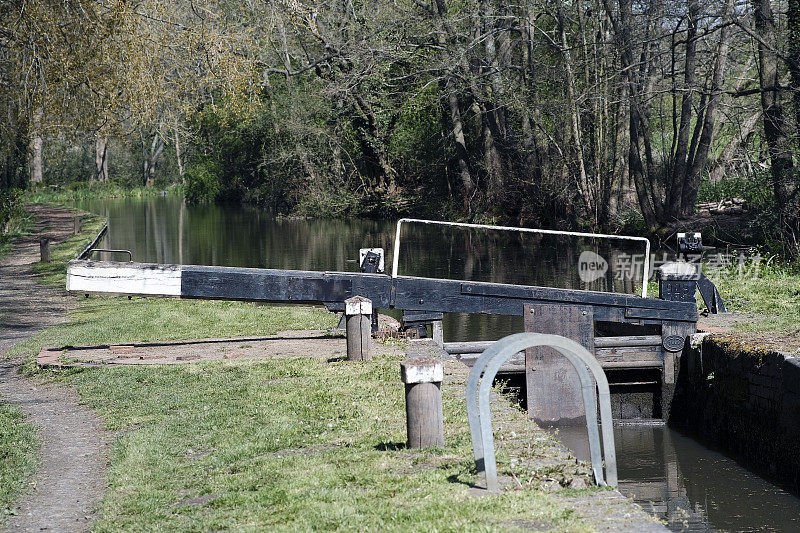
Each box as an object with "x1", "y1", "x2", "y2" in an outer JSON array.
[
  {"x1": 294, "y1": 186, "x2": 362, "y2": 218},
  {"x1": 0, "y1": 189, "x2": 23, "y2": 229},
  {"x1": 698, "y1": 171, "x2": 780, "y2": 251},
  {"x1": 697, "y1": 171, "x2": 773, "y2": 208},
  {"x1": 711, "y1": 261, "x2": 800, "y2": 335},
  {"x1": 183, "y1": 160, "x2": 221, "y2": 204},
  {"x1": 0, "y1": 188, "x2": 28, "y2": 260},
  {"x1": 24, "y1": 185, "x2": 179, "y2": 204},
  {"x1": 0, "y1": 402, "x2": 40, "y2": 517}
]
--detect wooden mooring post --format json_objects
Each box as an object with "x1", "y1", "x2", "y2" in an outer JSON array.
[
  {"x1": 401, "y1": 357, "x2": 444, "y2": 448},
  {"x1": 39, "y1": 237, "x2": 50, "y2": 262},
  {"x1": 345, "y1": 296, "x2": 372, "y2": 361}
]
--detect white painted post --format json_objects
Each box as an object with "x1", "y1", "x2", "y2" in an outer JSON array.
[
  {"x1": 345, "y1": 296, "x2": 372, "y2": 361},
  {"x1": 401, "y1": 358, "x2": 444, "y2": 448},
  {"x1": 431, "y1": 320, "x2": 443, "y2": 347}
]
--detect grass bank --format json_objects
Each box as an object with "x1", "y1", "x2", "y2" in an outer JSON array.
[
  {"x1": 0, "y1": 403, "x2": 39, "y2": 518},
  {"x1": 5, "y1": 205, "x2": 593, "y2": 531},
  {"x1": 713, "y1": 264, "x2": 800, "y2": 334},
  {"x1": 0, "y1": 211, "x2": 32, "y2": 262},
  {"x1": 49, "y1": 350, "x2": 587, "y2": 531},
  {"x1": 24, "y1": 184, "x2": 182, "y2": 205},
  {"x1": 29, "y1": 212, "x2": 106, "y2": 286}
]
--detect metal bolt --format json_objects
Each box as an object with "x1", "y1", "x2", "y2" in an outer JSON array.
[
  {"x1": 582, "y1": 310, "x2": 588, "y2": 316},
  {"x1": 529, "y1": 308, "x2": 535, "y2": 314},
  {"x1": 419, "y1": 299, "x2": 424, "y2": 304}
]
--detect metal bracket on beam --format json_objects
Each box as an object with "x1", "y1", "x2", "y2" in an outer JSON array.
[{"x1": 465, "y1": 333, "x2": 617, "y2": 492}]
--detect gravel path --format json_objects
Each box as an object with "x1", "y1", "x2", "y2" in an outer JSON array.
[{"x1": 0, "y1": 204, "x2": 107, "y2": 532}]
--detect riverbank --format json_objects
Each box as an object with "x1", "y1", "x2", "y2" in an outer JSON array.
[
  {"x1": 1, "y1": 203, "x2": 668, "y2": 530},
  {"x1": 24, "y1": 183, "x2": 183, "y2": 206}
]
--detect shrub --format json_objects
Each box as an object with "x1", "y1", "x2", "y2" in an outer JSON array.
[
  {"x1": 0, "y1": 188, "x2": 24, "y2": 232},
  {"x1": 184, "y1": 160, "x2": 221, "y2": 204}
]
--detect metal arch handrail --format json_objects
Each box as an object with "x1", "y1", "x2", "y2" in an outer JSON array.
[
  {"x1": 464, "y1": 333, "x2": 601, "y2": 483},
  {"x1": 465, "y1": 333, "x2": 617, "y2": 492}
]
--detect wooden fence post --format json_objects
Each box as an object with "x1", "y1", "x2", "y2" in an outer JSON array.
[
  {"x1": 401, "y1": 358, "x2": 444, "y2": 448},
  {"x1": 345, "y1": 296, "x2": 372, "y2": 361},
  {"x1": 73, "y1": 216, "x2": 82, "y2": 234},
  {"x1": 39, "y1": 237, "x2": 50, "y2": 262}
]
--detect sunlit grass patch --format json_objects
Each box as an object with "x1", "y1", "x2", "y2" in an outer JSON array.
[
  {"x1": 67, "y1": 356, "x2": 589, "y2": 532},
  {"x1": 7, "y1": 298, "x2": 337, "y2": 364},
  {"x1": 711, "y1": 265, "x2": 800, "y2": 333},
  {"x1": 0, "y1": 211, "x2": 32, "y2": 262},
  {"x1": 0, "y1": 402, "x2": 39, "y2": 518}
]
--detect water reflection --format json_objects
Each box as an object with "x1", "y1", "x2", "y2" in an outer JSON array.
[
  {"x1": 76, "y1": 196, "x2": 800, "y2": 530},
  {"x1": 76, "y1": 196, "x2": 648, "y2": 342},
  {"x1": 554, "y1": 424, "x2": 800, "y2": 532}
]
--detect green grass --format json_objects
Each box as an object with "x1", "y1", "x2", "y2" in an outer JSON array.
[
  {"x1": 711, "y1": 263, "x2": 800, "y2": 334},
  {"x1": 8, "y1": 298, "x2": 337, "y2": 364},
  {"x1": 24, "y1": 184, "x2": 182, "y2": 205},
  {"x1": 0, "y1": 212, "x2": 32, "y2": 262},
  {"x1": 6, "y1": 293, "x2": 590, "y2": 531},
  {"x1": 29, "y1": 214, "x2": 106, "y2": 286},
  {"x1": 0, "y1": 402, "x2": 40, "y2": 517},
  {"x1": 58, "y1": 354, "x2": 587, "y2": 532}
]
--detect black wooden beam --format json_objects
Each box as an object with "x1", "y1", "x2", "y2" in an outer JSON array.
[{"x1": 67, "y1": 260, "x2": 697, "y2": 325}]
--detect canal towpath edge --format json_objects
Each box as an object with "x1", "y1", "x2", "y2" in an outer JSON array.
[{"x1": 0, "y1": 204, "x2": 108, "y2": 532}]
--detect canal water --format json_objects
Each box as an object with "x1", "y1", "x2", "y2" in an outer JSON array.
[{"x1": 75, "y1": 195, "x2": 800, "y2": 531}]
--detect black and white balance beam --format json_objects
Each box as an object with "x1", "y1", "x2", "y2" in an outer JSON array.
[{"x1": 66, "y1": 260, "x2": 698, "y2": 324}]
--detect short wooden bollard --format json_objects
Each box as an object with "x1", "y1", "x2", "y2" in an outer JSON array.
[
  {"x1": 73, "y1": 216, "x2": 82, "y2": 234},
  {"x1": 39, "y1": 237, "x2": 50, "y2": 262},
  {"x1": 345, "y1": 296, "x2": 372, "y2": 361},
  {"x1": 401, "y1": 358, "x2": 444, "y2": 448}
]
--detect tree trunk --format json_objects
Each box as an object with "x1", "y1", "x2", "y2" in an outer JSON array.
[
  {"x1": 753, "y1": 0, "x2": 797, "y2": 248},
  {"x1": 28, "y1": 108, "x2": 43, "y2": 185},
  {"x1": 667, "y1": 0, "x2": 699, "y2": 218},
  {"x1": 352, "y1": 92, "x2": 396, "y2": 192},
  {"x1": 709, "y1": 109, "x2": 762, "y2": 182},
  {"x1": 605, "y1": 0, "x2": 658, "y2": 226},
  {"x1": 558, "y1": 3, "x2": 591, "y2": 220},
  {"x1": 446, "y1": 86, "x2": 474, "y2": 212},
  {"x1": 432, "y1": 0, "x2": 474, "y2": 213},
  {"x1": 682, "y1": 0, "x2": 733, "y2": 215},
  {"x1": 94, "y1": 134, "x2": 109, "y2": 182},
  {"x1": 143, "y1": 131, "x2": 165, "y2": 187},
  {"x1": 174, "y1": 121, "x2": 185, "y2": 182}
]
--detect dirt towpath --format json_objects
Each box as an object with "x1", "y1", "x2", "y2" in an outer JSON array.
[{"x1": 0, "y1": 204, "x2": 107, "y2": 532}]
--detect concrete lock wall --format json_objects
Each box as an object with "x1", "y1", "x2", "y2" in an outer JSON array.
[{"x1": 669, "y1": 334, "x2": 800, "y2": 493}]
